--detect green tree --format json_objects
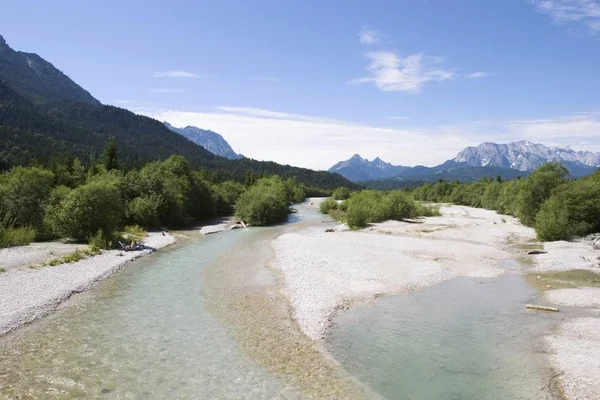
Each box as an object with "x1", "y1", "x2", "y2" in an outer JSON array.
[
  {"x1": 332, "y1": 187, "x2": 351, "y2": 200},
  {"x1": 0, "y1": 166, "x2": 55, "y2": 232},
  {"x1": 53, "y1": 180, "x2": 124, "y2": 242},
  {"x1": 103, "y1": 136, "x2": 120, "y2": 171},
  {"x1": 235, "y1": 177, "x2": 290, "y2": 226},
  {"x1": 517, "y1": 162, "x2": 569, "y2": 226}
]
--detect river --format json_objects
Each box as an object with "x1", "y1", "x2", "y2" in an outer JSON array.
[{"x1": 0, "y1": 203, "x2": 561, "y2": 399}]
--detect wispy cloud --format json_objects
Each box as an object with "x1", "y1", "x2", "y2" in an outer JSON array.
[
  {"x1": 247, "y1": 76, "x2": 281, "y2": 82},
  {"x1": 150, "y1": 88, "x2": 185, "y2": 93},
  {"x1": 467, "y1": 71, "x2": 492, "y2": 79},
  {"x1": 153, "y1": 70, "x2": 200, "y2": 78},
  {"x1": 349, "y1": 52, "x2": 454, "y2": 93},
  {"x1": 532, "y1": 0, "x2": 600, "y2": 35},
  {"x1": 388, "y1": 116, "x2": 410, "y2": 120},
  {"x1": 359, "y1": 26, "x2": 381, "y2": 45}
]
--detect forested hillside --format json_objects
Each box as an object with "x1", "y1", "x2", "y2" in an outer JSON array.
[{"x1": 0, "y1": 36, "x2": 353, "y2": 189}]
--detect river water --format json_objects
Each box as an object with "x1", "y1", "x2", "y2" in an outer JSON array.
[{"x1": 0, "y1": 204, "x2": 561, "y2": 399}]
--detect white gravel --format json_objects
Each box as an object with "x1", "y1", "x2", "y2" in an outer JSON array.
[
  {"x1": 0, "y1": 232, "x2": 175, "y2": 336},
  {"x1": 544, "y1": 288, "x2": 600, "y2": 308},
  {"x1": 273, "y1": 204, "x2": 600, "y2": 399},
  {"x1": 272, "y1": 208, "x2": 512, "y2": 340},
  {"x1": 0, "y1": 242, "x2": 85, "y2": 272},
  {"x1": 545, "y1": 318, "x2": 600, "y2": 400}
]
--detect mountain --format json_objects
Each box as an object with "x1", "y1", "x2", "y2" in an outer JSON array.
[
  {"x1": 330, "y1": 141, "x2": 600, "y2": 183},
  {"x1": 328, "y1": 154, "x2": 409, "y2": 181},
  {"x1": 164, "y1": 122, "x2": 242, "y2": 159},
  {"x1": 0, "y1": 35, "x2": 99, "y2": 105},
  {"x1": 0, "y1": 35, "x2": 353, "y2": 189},
  {"x1": 454, "y1": 141, "x2": 600, "y2": 176}
]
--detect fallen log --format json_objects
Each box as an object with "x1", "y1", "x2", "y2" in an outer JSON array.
[{"x1": 526, "y1": 304, "x2": 559, "y2": 312}]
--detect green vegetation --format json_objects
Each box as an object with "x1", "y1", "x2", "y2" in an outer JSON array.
[
  {"x1": 234, "y1": 176, "x2": 304, "y2": 226},
  {"x1": 0, "y1": 214, "x2": 36, "y2": 247},
  {"x1": 332, "y1": 187, "x2": 351, "y2": 200},
  {"x1": 319, "y1": 190, "x2": 440, "y2": 229},
  {"x1": 44, "y1": 247, "x2": 102, "y2": 267},
  {"x1": 411, "y1": 163, "x2": 600, "y2": 241}
]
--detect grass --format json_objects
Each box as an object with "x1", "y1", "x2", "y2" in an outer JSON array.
[
  {"x1": 122, "y1": 225, "x2": 146, "y2": 242},
  {"x1": 0, "y1": 267, "x2": 6, "y2": 274},
  {"x1": 43, "y1": 246, "x2": 102, "y2": 267},
  {"x1": 0, "y1": 226, "x2": 36, "y2": 248}
]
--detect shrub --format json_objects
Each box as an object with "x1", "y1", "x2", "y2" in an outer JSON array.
[
  {"x1": 0, "y1": 166, "x2": 55, "y2": 232},
  {"x1": 319, "y1": 198, "x2": 339, "y2": 214},
  {"x1": 234, "y1": 177, "x2": 290, "y2": 226},
  {"x1": 332, "y1": 187, "x2": 351, "y2": 200},
  {"x1": 384, "y1": 191, "x2": 416, "y2": 220},
  {"x1": 53, "y1": 181, "x2": 124, "y2": 242},
  {"x1": 127, "y1": 195, "x2": 160, "y2": 228},
  {"x1": 345, "y1": 201, "x2": 370, "y2": 228},
  {"x1": 535, "y1": 173, "x2": 600, "y2": 241},
  {"x1": 517, "y1": 162, "x2": 568, "y2": 226}
]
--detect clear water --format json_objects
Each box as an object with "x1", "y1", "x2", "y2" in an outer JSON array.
[
  {"x1": 326, "y1": 275, "x2": 563, "y2": 400},
  {"x1": 0, "y1": 228, "x2": 302, "y2": 399}
]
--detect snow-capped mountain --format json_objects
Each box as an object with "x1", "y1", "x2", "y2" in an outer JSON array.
[
  {"x1": 328, "y1": 154, "x2": 409, "y2": 181},
  {"x1": 329, "y1": 141, "x2": 599, "y2": 182},
  {"x1": 164, "y1": 122, "x2": 242, "y2": 160},
  {"x1": 454, "y1": 141, "x2": 600, "y2": 171}
]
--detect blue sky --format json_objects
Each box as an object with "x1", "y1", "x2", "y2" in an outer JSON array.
[{"x1": 2, "y1": 0, "x2": 600, "y2": 169}]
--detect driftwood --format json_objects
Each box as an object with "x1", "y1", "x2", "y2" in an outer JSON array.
[
  {"x1": 526, "y1": 304, "x2": 559, "y2": 312},
  {"x1": 528, "y1": 250, "x2": 548, "y2": 255},
  {"x1": 239, "y1": 220, "x2": 247, "y2": 228}
]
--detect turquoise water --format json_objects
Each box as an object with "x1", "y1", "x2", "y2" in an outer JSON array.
[
  {"x1": 0, "y1": 228, "x2": 302, "y2": 399},
  {"x1": 326, "y1": 275, "x2": 562, "y2": 400}
]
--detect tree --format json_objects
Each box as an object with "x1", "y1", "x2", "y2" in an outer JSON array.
[
  {"x1": 103, "y1": 136, "x2": 120, "y2": 171},
  {"x1": 517, "y1": 162, "x2": 569, "y2": 226},
  {"x1": 53, "y1": 180, "x2": 124, "y2": 241},
  {"x1": 235, "y1": 177, "x2": 290, "y2": 226}
]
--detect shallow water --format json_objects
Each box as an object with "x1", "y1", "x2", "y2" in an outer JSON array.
[
  {"x1": 0, "y1": 228, "x2": 302, "y2": 399},
  {"x1": 326, "y1": 275, "x2": 563, "y2": 400}
]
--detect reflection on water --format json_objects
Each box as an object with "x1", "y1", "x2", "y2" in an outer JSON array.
[
  {"x1": 0, "y1": 229, "x2": 300, "y2": 399},
  {"x1": 326, "y1": 275, "x2": 562, "y2": 400}
]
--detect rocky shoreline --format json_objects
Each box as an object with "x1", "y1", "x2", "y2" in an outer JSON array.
[{"x1": 0, "y1": 232, "x2": 175, "y2": 336}]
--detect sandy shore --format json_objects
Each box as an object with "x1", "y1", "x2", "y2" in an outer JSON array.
[
  {"x1": 272, "y1": 202, "x2": 600, "y2": 399},
  {"x1": 0, "y1": 232, "x2": 175, "y2": 336}
]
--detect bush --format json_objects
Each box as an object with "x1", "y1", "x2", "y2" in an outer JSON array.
[
  {"x1": 53, "y1": 181, "x2": 124, "y2": 242},
  {"x1": 517, "y1": 162, "x2": 568, "y2": 226},
  {"x1": 127, "y1": 195, "x2": 160, "y2": 228},
  {"x1": 332, "y1": 187, "x2": 351, "y2": 200},
  {"x1": 535, "y1": 173, "x2": 600, "y2": 241},
  {"x1": 345, "y1": 201, "x2": 370, "y2": 228},
  {"x1": 0, "y1": 166, "x2": 55, "y2": 232},
  {"x1": 213, "y1": 181, "x2": 245, "y2": 214},
  {"x1": 319, "y1": 198, "x2": 339, "y2": 214},
  {"x1": 384, "y1": 191, "x2": 416, "y2": 220},
  {"x1": 234, "y1": 177, "x2": 290, "y2": 226}
]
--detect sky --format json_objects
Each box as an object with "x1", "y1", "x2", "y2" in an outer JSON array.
[{"x1": 2, "y1": 0, "x2": 600, "y2": 170}]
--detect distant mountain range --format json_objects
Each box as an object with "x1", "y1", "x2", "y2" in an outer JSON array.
[
  {"x1": 164, "y1": 122, "x2": 242, "y2": 160},
  {"x1": 330, "y1": 141, "x2": 600, "y2": 183}
]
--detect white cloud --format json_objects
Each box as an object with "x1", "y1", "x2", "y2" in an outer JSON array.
[
  {"x1": 130, "y1": 106, "x2": 600, "y2": 170},
  {"x1": 532, "y1": 0, "x2": 600, "y2": 35},
  {"x1": 150, "y1": 88, "x2": 185, "y2": 93},
  {"x1": 153, "y1": 70, "x2": 200, "y2": 78},
  {"x1": 349, "y1": 52, "x2": 454, "y2": 93},
  {"x1": 359, "y1": 27, "x2": 381, "y2": 45},
  {"x1": 467, "y1": 71, "x2": 491, "y2": 78},
  {"x1": 247, "y1": 76, "x2": 281, "y2": 82}
]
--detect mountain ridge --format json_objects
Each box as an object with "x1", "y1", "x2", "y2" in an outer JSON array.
[
  {"x1": 330, "y1": 141, "x2": 600, "y2": 182},
  {"x1": 0, "y1": 34, "x2": 100, "y2": 105},
  {"x1": 164, "y1": 122, "x2": 242, "y2": 160}
]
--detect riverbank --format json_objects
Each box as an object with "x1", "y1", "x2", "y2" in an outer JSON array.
[
  {"x1": 0, "y1": 232, "x2": 175, "y2": 336},
  {"x1": 271, "y1": 202, "x2": 600, "y2": 399}
]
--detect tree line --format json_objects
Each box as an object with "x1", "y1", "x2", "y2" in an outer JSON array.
[
  {"x1": 410, "y1": 163, "x2": 600, "y2": 241},
  {"x1": 0, "y1": 141, "x2": 312, "y2": 249}
]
